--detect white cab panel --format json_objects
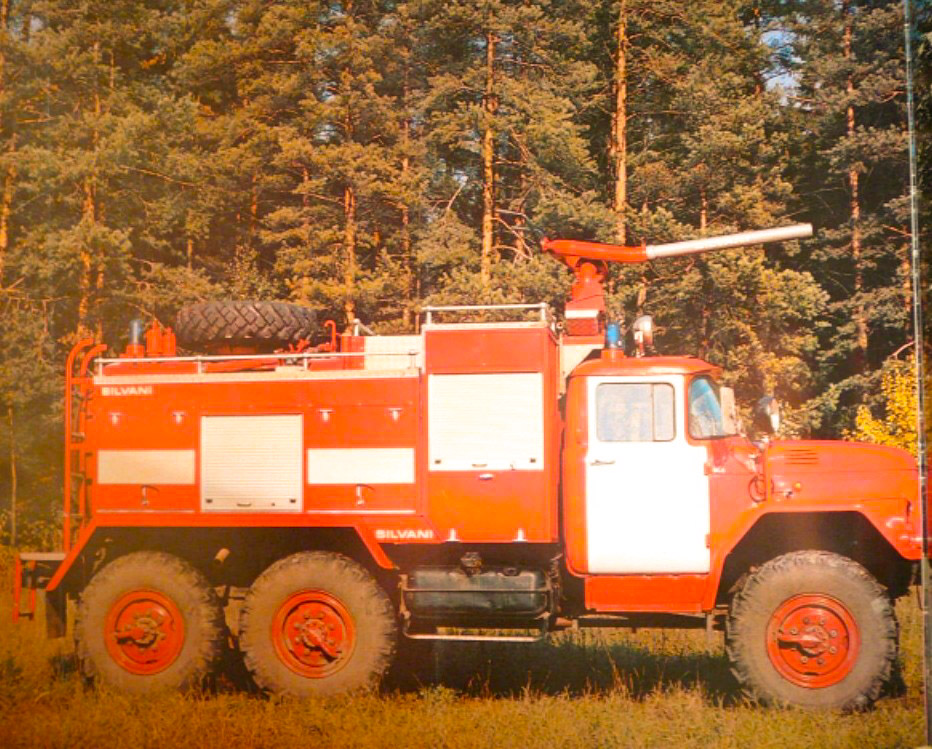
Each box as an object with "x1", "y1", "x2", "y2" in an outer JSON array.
[{"x1": 585, "y1": 375, "x2": 710, "y2": 574}]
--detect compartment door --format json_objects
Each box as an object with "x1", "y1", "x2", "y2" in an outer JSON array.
[
  {"x1": 201, "y1": 414, "x2": 303, "y2": 511},
  {"x1": 426, "y1": 372, "x2": 550, "y2": 541}
]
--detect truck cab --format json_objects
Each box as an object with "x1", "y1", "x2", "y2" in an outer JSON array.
[{"x1": 564, "y1": 354, "x2": 726, "y2": 579}]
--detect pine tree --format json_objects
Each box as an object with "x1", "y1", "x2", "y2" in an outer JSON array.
[
  {"x1": 234, "y1": 1, "x2": 407, "y2": 328},
  {"x1": 417, "y1": 0, "x2": 605, "y2": 310},
  {"x1": 786, "y1": 0, "x2": 912, "y2": 433},
  {"x1": 580, "y1": 0, "x2": 827, "y2": 428}
]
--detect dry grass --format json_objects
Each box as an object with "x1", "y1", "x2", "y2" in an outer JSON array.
[{"x1": 0, "y1": 547, "x2": 924, "y2": 749}]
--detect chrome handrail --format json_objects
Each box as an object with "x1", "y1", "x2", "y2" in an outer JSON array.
[{"x1": 421, "y1": 303, "x2": 550, "y2": 325}]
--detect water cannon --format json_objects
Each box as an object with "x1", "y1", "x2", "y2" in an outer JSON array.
[{"x1": 541, "y1": 223, "x2": 813, "y2": 337}]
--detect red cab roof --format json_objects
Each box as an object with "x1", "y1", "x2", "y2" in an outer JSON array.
[{"x1": 570, "y1": 354, "x2": 720, "y2": 379}]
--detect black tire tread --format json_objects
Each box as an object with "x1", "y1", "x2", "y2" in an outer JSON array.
[
  {"x1": 726, "y1": 550, "x2": 897, "y2": 711},
  {"x1": 175, "y1": 301, "x2": 318, "y2": 350},
  {"x1": 238, "y1": 551, "x2": 396, "y2": 697},
  {"x1": 74, "y1": 551, "x2": 225, "y2": 693}
]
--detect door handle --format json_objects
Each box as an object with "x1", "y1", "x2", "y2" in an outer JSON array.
[
  {"x1": 589, "y1": 459, "x2": 616, "y2": 466},
  {"x1": 478, "y1": 473, "x2": 494, "y2": 480}
]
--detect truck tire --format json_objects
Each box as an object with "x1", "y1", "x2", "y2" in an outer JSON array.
[
  {"x1": 238, "y1": 551, "x2": 396, "y2": 696},
  {"x1": 74, "y1": 551, "x2": 225, "y2": 693},
  {"x1": 726, "y1": 550, "x2": 897, "y2": 711},
  {"x1": 175, "y1": 301, "x2": 318, "y2": 351}
]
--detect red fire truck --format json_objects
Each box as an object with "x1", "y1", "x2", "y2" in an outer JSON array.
[{"x1": 13, "y1": 223, "x2": 922, "y2": 710}]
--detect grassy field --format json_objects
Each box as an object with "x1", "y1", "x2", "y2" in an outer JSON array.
[{"x1": 0, "y1": 547, "x2": 925, "y2": 749}]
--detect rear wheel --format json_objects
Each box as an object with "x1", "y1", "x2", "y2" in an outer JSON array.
[
  {"x1": 726, "y1": 550, "x2": 897, "y2": 710},
  {"x1": 75, "y1": 552, "x2": 225, "y2": 693},
  {"x1": 238, "y1": 551, "x2": 396, "y2": 696}
]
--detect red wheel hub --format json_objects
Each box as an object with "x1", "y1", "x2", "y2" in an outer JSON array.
[
  {"x1": 766, "y1": 594, "x2": 859, "y2": 688},
  {"x1": 271, "y1": 590, "x2": 356, "y2": 678},
  {"x1": 104, "y1": 590, "x2": 185, "y2": 675}
]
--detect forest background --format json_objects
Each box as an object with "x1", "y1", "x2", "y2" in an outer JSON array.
[{"x1": 0, "y1": 0, "x2": 929, "y2": 544}]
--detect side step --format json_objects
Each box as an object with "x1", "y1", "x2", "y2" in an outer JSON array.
[
  {"x1": 401, "y1": 618, "x2": 550, "y2": 642},
  {"x1": 402, "y1": 624, "x2": 547, "y2": 643}
]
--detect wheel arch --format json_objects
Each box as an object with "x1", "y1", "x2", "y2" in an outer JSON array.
[
  {"x1": 59, "y1": 525, "x2": 397, "y2": 597},
  {"x1": 716, "y1": 511, "x2": 914, "y2": 606}
]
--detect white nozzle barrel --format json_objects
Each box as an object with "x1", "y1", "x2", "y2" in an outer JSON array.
[{"x1": 645, "y1": 223, "x2": 812, "y2": 260}]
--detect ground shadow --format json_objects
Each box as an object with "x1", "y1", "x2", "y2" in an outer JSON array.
[
  {"x1": 383, "y1": 632, "x2": 741, "y2": 704},
  {"x1": 49, "y1": 651, "x2": 79, "y2": 681}
]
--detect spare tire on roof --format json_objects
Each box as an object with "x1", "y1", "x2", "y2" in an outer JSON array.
[{"x1": 175, "y1": 301, "x2": 319, "y2": 352}]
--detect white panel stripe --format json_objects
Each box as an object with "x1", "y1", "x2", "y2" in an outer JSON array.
[
  {"x1": 98, "y1": 450, "x2": 196, "y2": 485},
  {"x1": 307, "y1": 448, "x2": 415, "y2": 484}
]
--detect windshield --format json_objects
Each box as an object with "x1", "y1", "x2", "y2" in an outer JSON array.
[{"x1": 688, "y1": 376, "x2": 728, "y2": 439}]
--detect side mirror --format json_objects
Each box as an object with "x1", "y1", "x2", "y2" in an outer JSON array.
[
  {"x1": 754, "y1": 396, "x2": 781, "y2": 435},
  {"x1": 720, "y1": 387, "x2": 739, "y2": 436}
]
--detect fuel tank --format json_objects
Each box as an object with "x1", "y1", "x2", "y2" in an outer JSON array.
[{"x1": 402, "y1": 567, "x2": 551, "y2": 618}]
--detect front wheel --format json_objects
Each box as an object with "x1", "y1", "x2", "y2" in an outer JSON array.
[
  {"x1": 238, "y1": 551, "x2": 396, "y2": 696},
  {"x1": 726, "y1": 550, "x2": 897, "y2": 710}
]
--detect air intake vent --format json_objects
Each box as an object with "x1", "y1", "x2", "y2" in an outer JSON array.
[{"x1": 785, "y1": 448, "x2": 818, "y2": 466}]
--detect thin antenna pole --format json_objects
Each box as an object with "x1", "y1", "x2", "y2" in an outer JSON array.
[{"x1": 903, "y1": 0, "x2": 930, "y2": 742}]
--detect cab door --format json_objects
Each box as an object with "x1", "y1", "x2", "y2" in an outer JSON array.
[{"x1": 584, "y1": 375, "x2": 710, "y2": 574}]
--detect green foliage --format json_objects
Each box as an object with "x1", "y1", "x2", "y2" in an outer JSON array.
[{"x1": 0, "y1": 0, "x2": 920, "y2": 524}]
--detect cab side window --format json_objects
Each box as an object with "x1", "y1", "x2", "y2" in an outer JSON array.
[{"x1": 596, "y1": 383, "x2": 675, "y2": 442}]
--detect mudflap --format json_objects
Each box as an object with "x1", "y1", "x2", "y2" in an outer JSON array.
[
  {"x1": 13, "y1": 552, "x2": 67, "y2": 637},
  {"x1": 45, "y1": 587, "x2": 67, "y2": 638}
]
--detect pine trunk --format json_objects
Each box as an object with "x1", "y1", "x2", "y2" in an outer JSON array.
[
  {"x1": 514, "y1": 167, "x2": 529, "y2": 259},
  {"x1": 481, "y1": 27, "x2": 496, "y2": 292},
  {"x1": 0, "y1": 0, "x2": 9, "y2": 283},
  {"x1": 7, "y1": 403, "x2": 15, "y2": 546},
  {"x1": 612, "y1": 0, "x2": 628, "y2": 244},
  {"x1": 250, "y1": 174, "x2": 259, "y2": 242},
  {"x1": 699, "y1": 188, "x2": 708, "y2": 233},
  {"x1": 401, "y1": 198, "x2": 413, "y2": 329},
  {"x1": 344, "y1": 184, "x2": 357, "y2": 326},
  {"x1": 78, "y1": 43, "x2": 102, "y2": 338},
  {"x1": 0, "y1": 136, "x2": 13, "y2": 284},
  {"x1": 78, "y1": 175, "x2": 96, "y2": 337},
  {"x1": 844, "y1": 2, "x2": 868, "y2": 367},
  {"x1": 400, "y1": 86, "x2": 415, "y2": 330}
]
